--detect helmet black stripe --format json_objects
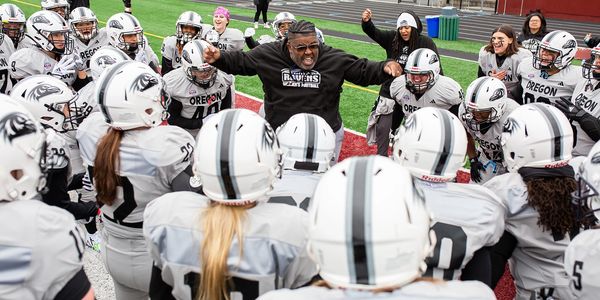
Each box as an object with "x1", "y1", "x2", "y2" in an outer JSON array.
[
  {"x1": 8, "y1": 4, "x2": 16, "y2": 18},
  {"x1": 97, "y1": 61, "x2": 129, "y2": 123},
  {"x1": 544, "y1": 30, "x2": 560, "y2": 44},
  {"x1": 216, "y1": 110, "x2": 241, "y2": 199},
  {"x1": 188, "y1": 11, "x2": 193, "y2": 22},
  {"x1": 304, "y1": 114, "x2": 317, "y2": 160},
  {"x1": 413, "y1": 48, "x2": 424, "y2": 68},
  {"x1": 533, "y1": 104, "x2": 563, "y2": 161},
  {"x1": 123, "y1": 13, "x2": 139, "y2": 27},
  {"x1": 433, "y1": 110, "x2": 454, "y2": 175},
  {"x1": 470, "y1": 77, "x2": 489, "y2": 103},
  {"x1": 346, "y1": 156, "x2": 375, "y2": 285}
]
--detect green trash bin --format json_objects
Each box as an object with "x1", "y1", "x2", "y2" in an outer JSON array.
[{"x1": 439, "y1": 15, "x2": 459, "y2": 41}]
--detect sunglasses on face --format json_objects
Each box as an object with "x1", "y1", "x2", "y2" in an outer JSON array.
[{"x1": 290, "y1": 42, "x2": 319, "y2": 52}]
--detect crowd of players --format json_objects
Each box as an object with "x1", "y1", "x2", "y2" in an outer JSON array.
[{"x1": 0, "y1": 1, "x2": 600, "y2": 299}]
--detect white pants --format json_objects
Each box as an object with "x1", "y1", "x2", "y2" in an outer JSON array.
[
  {"x1": 334, "y1": 124, "x2": 344, "y2": 163},
  {"x1": 101, "y1": 229, "x2": 152, "y2": 300}
]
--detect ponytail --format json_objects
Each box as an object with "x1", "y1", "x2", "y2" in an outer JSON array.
[
  {"x1": 198, "y1": 203, "x2": 247, "y2": 300},
  {"x1": 94, "y1": 128, "x2": 123, "y2": 206}
]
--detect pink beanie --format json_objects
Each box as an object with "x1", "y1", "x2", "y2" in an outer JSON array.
[{"x1": 214, "y1": 6, "x2": 230, "y2": 21}]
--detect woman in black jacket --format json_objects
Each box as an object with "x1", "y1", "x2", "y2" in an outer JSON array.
[
  {"x1": 362, "y1": 9, "x2": 441, "y2": 156},
  {"x1": 516, "y1": 10, "x2": 548, "y2": 55}
]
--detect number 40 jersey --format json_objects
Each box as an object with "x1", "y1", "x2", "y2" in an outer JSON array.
[{"x1": 415, "y1": 179, "x2": 506, "y2": 281}]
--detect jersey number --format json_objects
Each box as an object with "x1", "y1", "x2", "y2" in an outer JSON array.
[
  {"x1": 424, "y1": 222, "x2": 468, "y2": 280},
  {"x1": 572, "y1": 260, "x2": 583, "y2": 291},
  {"x1": 0, "y1": 69, "x2": 9, "y2": 93},
  {"x1": 184, "y1": 272, "x2": 259, "y2": 300},
  {"x1": 523, "y1": 92, "x2": 550, "y2": 104},
  {"x1": 192, "y1": 102, "x2": 220, "y2": 120},
  {"x1": 113, "y1": 176, "x2": 137, "y2": 222}
]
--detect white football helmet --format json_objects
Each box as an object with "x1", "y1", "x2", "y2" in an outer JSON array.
[
  {"x1": 40, "y1": 0, "x2": 70, "y2": 20},
  {"x1": 574, "y1": 141, "x2": 600, "y2": 222},
  {"x1": 315, "y1": 27, "x2": 325, "y2": 44},
  {"x1": 175, "y1": 11, "x2": 203, "y2": 45},
  {"x1": 0, "y1": 94, "x2": 47, "y2": 202},
  {"x1": 69, "y1": 7, "x2": 98, "y2": 42},
  {"x1": 533, "y1": 30, "x2": 577, "y2": 70},
  {"x1": 308, "y1": 155, "x2": 434, "y2": 290},
  {"x1": 582, "y1": 43, "x2": 600, "y2": 80},
  {"x1": 501, "y1": 103, "x2": 573, "y2": 173},
  {"x1": 0, "y1": 3, "x2": 26, "y2": 46},
  {"x1": 89, "y1": 46, "x2": 130, "y2": 81},
  {"x1": 462, "y1": 76, "x2": 508, "y2": 132},
  {"x1": 10, "y1": 75, "x2": 90, "y2": 133},
  {"x1": 272, "y1": 12, "x2": 296, "y2": 39},
  {"x1": 405, "y1": 48, "x2": 440, "y2": 94},
  {"x1": 95, "y1": 61, "x2": 168, "y2": 130},
  {"x1": 393, "y1": 107, "x2": 467, "y2": 182},
  {"x1": 26, "y1": 10, "x2": 72, "y2": 55},
  {"x1": 106, "y1": 13, "x2": 144, "y2": 55},
  {"x1": 193, "y1": 109, "x2": 283, "y2": 205},
  {"x1": 181, "y1": 39, "x2": 217, "y2": 88},
  {"x1": 276, "y1": 113, "x2": 335, "y2": 173}
]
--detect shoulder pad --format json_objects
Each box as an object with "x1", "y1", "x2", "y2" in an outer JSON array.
[{"x1": 139, "y1": 125, "x2": 195, "y2": 167}]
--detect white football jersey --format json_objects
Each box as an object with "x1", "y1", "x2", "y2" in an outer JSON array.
[
  {"x1": 484, "y1": 173, "x2": 572, "y2": 300},
  {"x1": 267, "y1": 169, "x2": 322, "y2": 211},
  {"x1": 0, "y1": 199, "x2": 86, "y2": 300},
  {"x1": 77, "y1": 112, "x2": 194, "y2": 238},
  {"x1": 71, "y1": 27, "x2": 108, "y2": 75},
  {"x1": 8, "y1": 47, "x2": 76, "y2": 85},
  {"x1": 76, "y1": 81, "x2": 99, "y2": 114},
  {"x1": 459, "y1": 98, "x2": 520, "y2": 182},
  {"x1": 564, "y1": 229, "x2": 600, "y2": 299},
  {"x1": 46, "y1": 129, "x2": 73, "y2": 182},
  {"x1": 416, "y1": 180, "x2": 506, "y2": 280},
  {"x1": 143, "y1": 192, "x2": 317, "y2": 300},
  {"x1": 390, "y1": 75, "x2": 463, "y2": 117},
  {"x1": 163, "y1": 67, "x2": 235, "y2": 137},
  {"x1": 258, "y1": 280, "x2": 496, "y2": 300},
  {"x1": 202, "y1": 27, "x2": 244, "y2": 52},
  {"x1": 478, "y1": 46, "x2": 532, "y2": 83},
  {"x1": 0, "y1": 33, "x2": 16, "y2": 94},
  {"x1": 572, "y1": 80, "x2": 600, "y2": 157},
  {"x1": 517, "y1": 56, "x2": 581, "y2": 105},
  {"x1": 161, "y1": 35, "x2": 182, "y2": 70}
]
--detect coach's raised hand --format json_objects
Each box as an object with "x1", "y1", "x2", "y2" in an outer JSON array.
[
  {"x1": 384, "y1": 60, "x2": 403, "y2": 77},
  {"x1": 203, "y1": 44, "x2": 221, "y2": 64},
  {"x1": 362, "y1": 8, "x2": 372, "y2": 22}
]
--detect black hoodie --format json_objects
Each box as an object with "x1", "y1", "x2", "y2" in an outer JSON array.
[
  {"x1": 213, "y1": 40, "x2": 393, "y2": 131},
  {"x1": 361, "y1": 10, "x2": 440, "y2": 99}
]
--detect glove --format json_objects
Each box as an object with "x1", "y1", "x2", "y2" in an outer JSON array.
[
  {"x1": 555, "y1": 97, "x2": 586, "y2": 121},
  {"x1": 244, "y1": 27, "x2": 255, "y2": 38},
  {"x1": 135, "y1": 49, "x2": 148, "y2": 64},
  {"x1": 71, "y1": 54, "x2": 86, "y2": 71},
  {"x1": 470, "y1": 158, "x2": 485, "y2": 183},
  {"x1": 51, "y1": 55, "x2": 76, "y2": 78}
]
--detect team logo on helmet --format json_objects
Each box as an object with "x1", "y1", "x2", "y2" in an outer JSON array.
[
  {"x1": 502, "y1": 117, "x2": 520, "y2": 134},
  {"x1": 181, "y1": 49, "x2": 192, "y2": 64},
  {"x1": 489, "y1": 88, "x2": 505, "y2": 101},
  {"x1": 261, "y1": 123, "x2": 277, "y2": 151},
  {"x1": 562, "y1": 39, "x2": 576, "y2": 49},
  {"x1": 26, "y1": 84, "x2": 62, "y2": 102},
  {"x1": 130, "y1": 73, "x2": 159, "y2": 93},
  {"x1": 108, "y1": 20, "x2": 123, "y2": 29},
  {"x1": 95, "y1": 55, "x2": 117, "y2": 68},
  {"x1": 32, "y1": 15, "x2": 51, "y2": 24},
  {"x1": 428, "y1": 54, "x2": 439, "y2": 65},
  {"x1": 591, "y1": 152, "x2": 600, "y2": 164},
  {"x1": 0, "y1": 112, "x2": 38, "y2": 143}
]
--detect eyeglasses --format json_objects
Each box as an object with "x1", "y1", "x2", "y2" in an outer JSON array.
[{"x1": 290, "y1": 42, "x2": 319, "y2": 53}]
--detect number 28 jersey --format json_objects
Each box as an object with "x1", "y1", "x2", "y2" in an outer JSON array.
[
  {"x1": 517, "y1": 57, "x2": 581, "y2": 105},
  {"x1": 77, "y1": 112, "x2": 194, "y2": 238}
]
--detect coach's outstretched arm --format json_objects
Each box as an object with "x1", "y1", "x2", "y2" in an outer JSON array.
[{"x1": 203, "y1": 44, "x2": 260, "y2": 76}]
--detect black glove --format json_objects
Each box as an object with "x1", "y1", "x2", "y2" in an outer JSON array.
[
  {"x1": 555, "y1": 98, "x2": 587, "y2": 122},
  {"x1": 470, "y1": 158, "x2": 485, "y2": 183}
]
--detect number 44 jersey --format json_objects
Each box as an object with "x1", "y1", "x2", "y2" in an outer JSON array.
[
  {"x1": 415, "y1": 179, "x2": 507, "y2": 281},
  {"x1": 77, "y1": 112, "x2": 195, "y2": 238}
]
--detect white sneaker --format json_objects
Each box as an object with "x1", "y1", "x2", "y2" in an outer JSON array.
[
  {"x1": 254, "y1": 22, "x2": 258, "y2": 29},
  {"x1": 264, "y1": 22, "x2": 270, "y2": 29},
  {"x1": 85, "y1": 232, "x2": 102, "y2": 253}
]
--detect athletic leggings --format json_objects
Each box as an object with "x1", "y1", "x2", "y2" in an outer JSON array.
[{"x1": 254, "y1": 0, "x2": 269, "y2": 23}]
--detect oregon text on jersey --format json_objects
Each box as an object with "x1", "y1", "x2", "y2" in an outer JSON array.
[
  {"x1": 525, "y1": 80, "x2": 559, "y2": 97},
  {"x1": 281, "y1": 68, "x2": 321, "y2": 88},
  {"x1": 188, "y1": 92, "x2": 223, "y2": 106}
]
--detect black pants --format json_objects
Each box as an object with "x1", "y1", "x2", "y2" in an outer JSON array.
[
  {"x1": 122, "y1": 0, "x2": 131, "y2": 8},
  {"x1": 254, "y1": 0, "x2": 269, "y2": 23},
  {"x1": 70, "y1": 0, "x2": 90, "y2": 9}
]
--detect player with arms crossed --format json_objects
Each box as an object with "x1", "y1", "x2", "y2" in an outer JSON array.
[
  {"x1": 144, "y1": 109, "x2": 317, "y2": 300},
  {"x1": 517, "y1": 30, "x2": 581, "y2": 105},
  {"x1": 77, "y1": 61, "x2": 197, "y2": 300},
  {"x1": 0, "y1": 95, "x2": 94, "y2": 300},
  {"x1": 259, "y1": 155, "x2": 496, "y2": 300},
  {"x1": 485, "y1": 103, "x2": 582, "y2": 299},
  {"x1": 267, "y1": 113, "x2": 335, "y2": 210},
  {"x1": 460, "y1": 77, "x2": 521, "y2": 183},
  {"x1": 393, "y1": 107, "x2": 506, "y2": 286},
  {"x1": 161, "y1": 11, "x2": 204, "y2": 75},
  {"x1": 165, "y1": 40, "x2": 234, "y2": 137}
]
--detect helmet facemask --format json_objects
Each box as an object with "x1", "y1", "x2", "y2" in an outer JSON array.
[
  {"x1": 3, "y1": 21, "x2": 25, "y2": 46},
  {"x1": 72, "y1": 20, "x2": 98, "y2": 43},
  {"x1": 573, "y1": 175, "x2": 600, "y2": 228},
  {"x1": 406, "y1": 70, "x2": 434, "y2": 94},
  {"x1": 62, "y1": 94, "x2": 94, "y2": 131},
  {"x1": 463, "y1": 105, "x2": 498, "y2": 132},
  {"x1": 582, "y1": 50, "x2": 600, "y2": 80},
  {"x1": 186, "y1": 65, "x2": 217, "y2": 88},
  {"x1": 176, "y1": 23, "x2": 202, "y2": 45},
  {"x1": 37, "y1": 28, "x2": 73, "y2": 55},
  {"x1": 118, "y1": 31, "x2": 144, "y2": 54}
]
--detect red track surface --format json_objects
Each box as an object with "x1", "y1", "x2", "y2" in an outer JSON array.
[{"x1": 235, "y1": 93, "x2": 515, "y2": 300}]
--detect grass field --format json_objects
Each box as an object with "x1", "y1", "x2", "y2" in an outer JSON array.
[{"x1": 12, "y1": 0, "x2": 485, "y2": 133}]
